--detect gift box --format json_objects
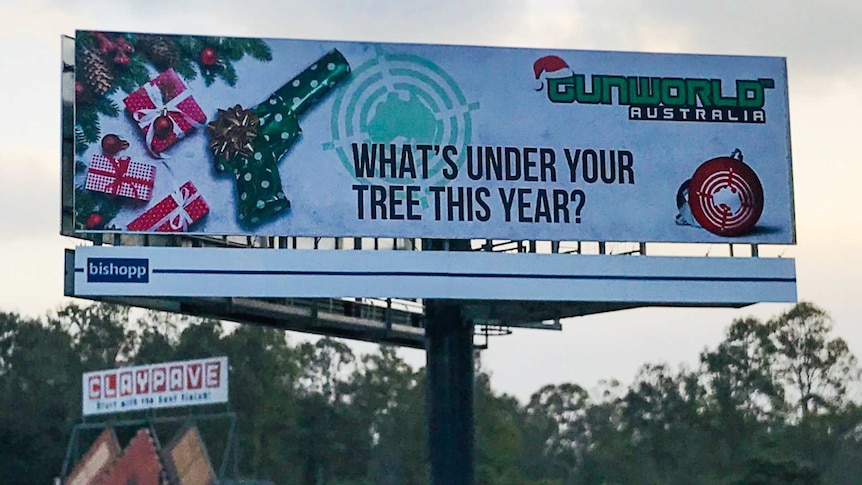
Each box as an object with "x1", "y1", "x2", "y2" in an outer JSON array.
[
  {"x1": 123, "y1": 68, "x2": 207, "y2": 157},
  {"x1": 84, "y1": 154, "x2": 156, "y2": 201},
  {"x1": 126, "y1": 181, "x2": 209, "y2": 232}
]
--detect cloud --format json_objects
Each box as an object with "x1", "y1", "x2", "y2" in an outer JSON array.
[
  {"x1": 0, "y1": 146, "x2": 60, "y2": 243},
  {"x1": 0, "y1": 235, "x2": 77, "y2": 317},
  {"x1": 519, "y1": 0, "x2": 862, "y2": 87},
  {"x1": 645, "y1": 0, "x2": 861, "y2": 66},
  {"x1": 14, "y1": 0, "x2": 859, "y2": 88},
  {"x1": 33, "y1": 0, "x2": 530, "y2": 46}
]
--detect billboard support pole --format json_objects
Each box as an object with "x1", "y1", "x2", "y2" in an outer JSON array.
[{"x1": 424, "y1": 239, "x2": 475, "y2": 485}]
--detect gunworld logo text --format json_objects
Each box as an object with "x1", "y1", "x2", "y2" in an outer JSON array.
[{"x1": 532, "y1": 55, "x2": 775, "y2": 124}]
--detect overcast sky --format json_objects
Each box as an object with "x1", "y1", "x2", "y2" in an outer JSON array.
[{"x1": 0, "y1": 0, "x2": 860, "y2": 402}]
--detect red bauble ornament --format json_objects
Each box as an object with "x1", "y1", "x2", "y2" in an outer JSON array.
[
  {"x1": 688, "y1": 150, "x2": 764, "y2": 237},
  {"x1": 153, "y1": 115, "x2": 174, "y2": 140},
  {"x1": 200, "y1": 47, "x2": 218, "y2": 66},
  {"x1": 85, "y1": 212, "x2": 105, "y2": 230},
  {"x1": 100, "y1": 134, "x2": 129, "y2": 155}
]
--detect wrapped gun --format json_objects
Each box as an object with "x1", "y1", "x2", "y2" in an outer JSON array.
[{"x1": 207, "y1": 49, "x2": 350, "y2": 227}]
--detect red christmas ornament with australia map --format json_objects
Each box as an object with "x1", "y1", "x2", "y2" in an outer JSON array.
[{"x1": 688, "y1": 149, "x2": 764, "y2": 237}]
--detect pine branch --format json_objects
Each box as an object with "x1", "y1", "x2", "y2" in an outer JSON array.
[
  {"x1": 76, "y1": 107, "x2": 101, "y2": 143},
  {"x1": 221, "y1": 38, "x2": 245, "y2": 62},
  {"x1": 176, "y1": 36, "x2": 204, "y2": 59},
  {"x1": 201, "y1": 68, "x2": 217, "y2": 87},
  {"x1": 75, "y1": 128, "x2": 91, "y2": 155},
  {"x1": 220, "y1": 62, "x2": 238, "y2": 87},
  {"x1": 175, "y1": 35, "x2": 200, "y2": 68},
  {"x1": 77, "y1": 31, "x2": 96, "y2": 50},
  {"x1": 115, "y1": 56, "x2": 150, "y2": 93},
  {"x1": 93, "y1": 95, "x2": 119, "y2": 118},
  {"x1": 246, "y1": 39, "x2": 273, "y2": 62},
  {"x1": 74, "y1": 127, "x2": 87, "y2": 145},
  {"x1": 74, "y1": 186, "x2": 122, "y2": 231},
  {"x1": 126, "y1": 32, "x2": 144, "y2": 45},
  {"x1": 174, "y1": 59, "x2": 198, "y2": 82}
]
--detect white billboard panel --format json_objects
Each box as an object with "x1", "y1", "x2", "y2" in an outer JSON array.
[
  {"x1": 71, "y1": 31, "x2": 794, "y2": 243},
  {"x1": 81, "y1": 356, "x2": 228, "y2": 416},
  {"x1": 72, "y1": 246, "x2": 796, "y2": 304}
]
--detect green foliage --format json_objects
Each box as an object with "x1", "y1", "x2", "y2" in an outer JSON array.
[
  {"x1": 75, "y1": 105, "x2": 101, "y2": 147},
  {"x1": 73, "y1": 32, "x2": 273, "y2": 152},
  {"x1": 0, "y1": 302, "x2": 860, "y2": 485},
  {"x1": 222, "y1": 61, "x2": 239, "y2": 87},
  {"x1": 737, "y1": 455, "x2": 821, "y2": 485},
  {"x1": 137, "y1": 34, "x2": 272, "y2": 88},
  {"x1": 0, "y1": 312, "x2": 82, "y2": 484},
  {"x1": 113, "y1": 53, "x2": 151, "y2": 94},
  {"x1": 766, "y1": 302, "x2": 859, "y2": 417},
  {"x1": 71, "y1": 185, "x2": 122, "y2": 231},
  {"x1": 476, "y1": 373, "x2": 528, "y2": 485},
  {"x1": 54, "y1": 303, "x2": 134, "y2": 369}
]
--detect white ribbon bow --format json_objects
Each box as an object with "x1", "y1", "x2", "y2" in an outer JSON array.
[
  {"x1": 133, "y1": 82, "x2": 204, "y2": 158},
  {"x1": 150, "y1": 185, "x2": 201, "y2": 231}
]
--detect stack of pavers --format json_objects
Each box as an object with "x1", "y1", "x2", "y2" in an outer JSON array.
[{"x1": 63, "y1": 425, "x2": 217, "y2": 485}]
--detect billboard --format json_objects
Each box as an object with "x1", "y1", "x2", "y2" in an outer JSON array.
[
  {"x1": 72, "y1": 246, "x2": 797, "y2": 304},
  {"x1": 71, "y1": 31, "x2": 794, "y2": 243},
  {"x1": 82, "y1": 357, "x2": 228, "y2": 416}
]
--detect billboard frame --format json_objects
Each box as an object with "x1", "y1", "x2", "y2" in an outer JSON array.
[{"x1": 64, "y1": 32, "x2": 796, "y2": 244}]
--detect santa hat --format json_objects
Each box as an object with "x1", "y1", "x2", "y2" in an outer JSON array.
[{"x1": 533, "y1": 55, "x2": 572, "y2": 91}]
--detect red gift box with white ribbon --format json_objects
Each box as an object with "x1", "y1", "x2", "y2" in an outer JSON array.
[
  {"x1": 123, "y1": 68, "x2": 207, "y2": 157},
  {"x1": 126, "y1": 181, "x2": 209, "y2": 232}
]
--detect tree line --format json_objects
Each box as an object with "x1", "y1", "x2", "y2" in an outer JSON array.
[{"x1": 0, "y1": 302, "x2": 860, "y2": 484}]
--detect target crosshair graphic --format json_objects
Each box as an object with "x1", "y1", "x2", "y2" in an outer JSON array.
[
  {"x1": 324, "y1": 46, "x2": 480, "y2": 199},
  {"x1": 689, "y1": 150, "x2": 764, "y2": 237}
]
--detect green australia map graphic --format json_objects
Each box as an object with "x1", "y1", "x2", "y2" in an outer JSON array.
[{"x1": 325, "y1": 46, "x2": 480, "y2": 206}]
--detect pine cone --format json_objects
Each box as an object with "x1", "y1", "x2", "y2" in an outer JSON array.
[
  {"x1": 138, "y1": 35, "x2": 179, "y2": 69},
  {"x1": 79, "y1": 46, "x2": 113, "y2": 96}
]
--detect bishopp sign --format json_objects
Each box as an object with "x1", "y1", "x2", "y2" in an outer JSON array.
[
  {"x1": 71, "y1": 245, "x2": 796, "y2": 304},
  {"x1": 71, "y1": 31, "x2": 794, "y2": 243},
  {"x1": 82, "y1": 357, "x2": 228, "y2": 416}
]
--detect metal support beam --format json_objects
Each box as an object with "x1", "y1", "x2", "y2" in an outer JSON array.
[
  {"x1": 424, "y1": 239, "x2": 474, "y2": 485},
  {"x1": 425, "y1": 299, "x2": 474, "y2": 485}
]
